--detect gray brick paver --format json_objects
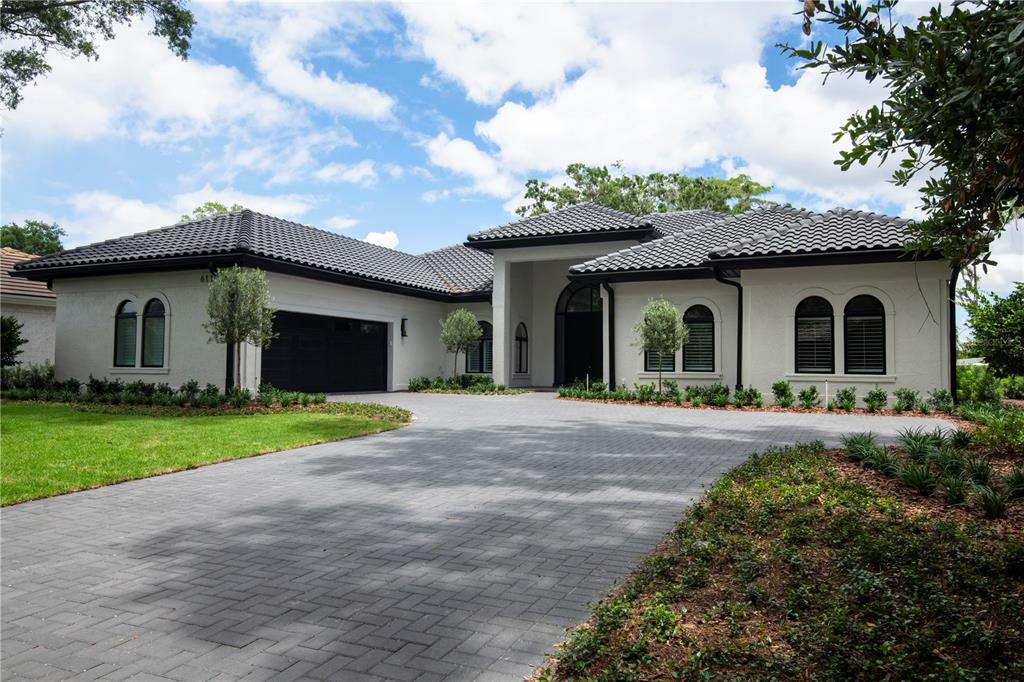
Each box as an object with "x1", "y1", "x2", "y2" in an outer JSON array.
[{"x1": 2, "y1": 393, "x2": 950, "y2": 680}]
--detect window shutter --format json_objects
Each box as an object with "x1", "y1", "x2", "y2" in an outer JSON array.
[
  {"x1": 796, "y1": 317, "x2": 833, "y2": 373},
  {"x1": 115, "y1": 317, "x2": 137, "y2": 367},
  {"x1": 466, "y1": 345, "x2": 480, "y2": 373},
  {"x1": 683, "y1": 322, "x2": 714, "y2": 372},
  {"x1": 644, "y1": 350, "x2": 675, "y2": 372},
  {"x1": 482, "y1": 340, "x2": 493, "y2": 373},
  {"x1": 845, "y1": 316, "x2": 885, "y2": 373}
]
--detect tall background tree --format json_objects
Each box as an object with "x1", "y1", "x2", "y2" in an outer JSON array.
[
  {"x1": 203, "y1": 266, "x2": 277, "y2": 390},
  {"x1": 181, "y1": 201, "x2": 244, "y2": 222},
  {"x1": 633, "y1": 298, "x2": 688, "y2": 393},
  {"x1": 517, "y1": 163, "x2": 773, "y2": 217},
  {"x1": 784, "y1": 0, "x2": 1024, "y2": 270},
  {"x1": 1, "y1": 315, "x2": 28, "y2": 366},
  {"x1": 1, "y1": 220, "x2": 65, "y2": 255},
  {"x1": 439, "y1": 308, "x2": 481, "y2": 377},
  {"x1": 1, "y1": 0, "x2": 194, "y2": 110},
  {"x1": 962, "y1": 283, "x2": 1024, "y2": 377}
]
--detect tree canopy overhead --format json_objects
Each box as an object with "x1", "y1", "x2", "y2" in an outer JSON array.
[
  {"x1": 1, "y1": 220, "x2": 65, "y2": 255},
  {"x1": 181, "y1": 201, "x2": 244, "y2": 223},
  {"x1": 516, "y1": 163, "x2": 773, "y2": 218},
  {"x1": 783, "y1": 0, "x2": 1024, "y2": 268},
  {"x1": 1, "y1": 0, "x2": 195, "y2": 110}
]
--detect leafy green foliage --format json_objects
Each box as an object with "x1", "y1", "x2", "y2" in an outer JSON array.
[
  {"x1": 633, "y1": 298, "x2": 688, "y2": 393},
  {"x1": 516, "y1": 163, "x2": 772, "y2": 218},
  {"x1": 784, "y1": 1, "x2": 1024, "y2": 267},
  {"x1": 958, "y1": 365, "x2": 1003, "y2": 403},
  {"x1": 733, "y1": 386, "x2": 763, "y2": 408},
  {"x1": 898, "y1": 461, "x2": 937, "y2": 496},
  {"x1": 772, "y1": 380, "x2": 794, "y2": 407},
  {"x1": 407, "y1": 375, "x2": 522, "y2": 394},
  {"x1": 180, "y1": 201, "x2": 244, "y2": 222},
  {"x1": 0, "y1": 315, "x2": 27, "y2": 366},
  {"x1": 834, "y1": 386, "x2": 856, "y2": 411},
  {"x1": 540, "y1": 443, "x2": 1024, "y2": 680},
  {"x1": 863, "y1": 388, "x2": 887, "y2": 412},
  {"x1": 973, "y1": 485, "x2": 1009, "y2": 519},
  {"x1": 940, "y1": 474, "x2": 969, "y2": 505},
  {"x1": 203, "y1": 266, "x2": 277, "y2": 388},
  {"x1": 963, "y1": 283, "x2": 1024, "y2": 378},
  {"x1": 439, "y1": 308, "x2": 482, "y2": 377},
  {"x1": 686, "y1": 382, "x2": 730, "y2": 407},
  {"x1": 1, "y1": 0, "x2": 195, "y2": 110},
  {"x1": 892, "y1": 388, "x2": 919, "y2": 413},
  {"x1": 0, "y1": 219, "x2": 65, "y2": 254},
  {"x1": 797, "y1": 385, "x2": 821, "y2": 409},
  {"x1": 927, "y1": 388, "x2": 954, "y2": 413}
]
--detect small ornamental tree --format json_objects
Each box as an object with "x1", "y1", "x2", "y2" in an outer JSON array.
[
  {"x1": 203, "y1": 266, "x2": 277, "y2": 390},
  {"x1": 633, "y1": 298, "x2": 688, "y2": 393},
  {"x1": 1, "y1": 315, "x2": 27, "y2": 366},
  {"x1": 963, "y1": 282, "x2": 1024, "y2": 378},
  {"x1": 440, "y1": 308, "x2": 482, "y2": 378}
]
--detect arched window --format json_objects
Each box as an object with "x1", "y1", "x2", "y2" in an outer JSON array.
[
  {"x1": 114, "y1": 300, "x2": 138, "y2": 367},
  {"x1": 514, "y1": 323, "x2": 528, "y2": 374},
  {"x1": 142, "y1": 298, "x2": 166, "y2": 367},
  {"x1": 795, "y1": 296, "x2": 834, "y2": 373},
  {"x1": 466, "y1": 321, "x2": 493, "y2": 373},
  {"x1": 845, "y1": 295, "x2": 885, "y2": 374},
  {"x1": 683, "y1": 305, "x2": 715, "y2": 372}
]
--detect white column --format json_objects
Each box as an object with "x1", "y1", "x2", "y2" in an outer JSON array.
[{"x1": 491, "y1": 256, "x2": 512, "y2": 386}]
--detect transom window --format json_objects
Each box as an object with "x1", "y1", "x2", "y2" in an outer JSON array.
[
  {"x1": 514, "y1": 322, "x2": 528, "y2": 374},
  {"x1": 466, "y1": 321, "x2": 493, "y2": 374},
  {"x1": 114, "y1": 300, "x2": 138, "y2": 367},
  {"x1": 795, "y1": 296, "x2": 834, "y2": 373},
  {"x1": 683, "y1": 305, "x2": 715, "y2": 372},
  {"x1": 845, "y1": 295, "x2": 886, "y2": 374},
  {"x1": 142, "y1": 298, "x2": 166, "y2": 367}
]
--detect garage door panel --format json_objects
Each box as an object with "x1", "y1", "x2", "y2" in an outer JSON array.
[{"x1": 261, "y1": 311, "x2": 387, "y2": 393}]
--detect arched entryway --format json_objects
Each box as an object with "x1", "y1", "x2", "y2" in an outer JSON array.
[{"x1": 555, "y1": 282, "x2": 603, "y2": 386}]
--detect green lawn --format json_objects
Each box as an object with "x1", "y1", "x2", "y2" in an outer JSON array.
[{"x1": 1, "y1": 401, "x2": 408, "y2": 505}]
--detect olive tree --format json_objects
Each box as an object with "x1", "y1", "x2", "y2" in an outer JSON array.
[
  {"x1": 633, "y1": 298, "x2": 688, "y2": 393},
  {"x1": 203, "y1": 266, "x2": 277, "y2": 390},
  {"x1": 440, "y1": 308, "x2": 481, "y2": 378}
]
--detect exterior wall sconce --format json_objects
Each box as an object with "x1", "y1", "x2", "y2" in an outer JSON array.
[{"x1": 401, "y1": 318, "x2": 408, "y2": 337}]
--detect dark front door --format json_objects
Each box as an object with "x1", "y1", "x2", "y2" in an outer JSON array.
[
  {"x1": 261, "y1": 311, "x2": 387, "y2": 393},
  {"x1": 555, "y1": 282, "x2": 603, "y2": 385}
]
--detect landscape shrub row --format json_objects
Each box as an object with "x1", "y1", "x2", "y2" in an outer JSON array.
[
  {"x1": 958, "y1": 364, "x2": 1024, "y2": 403},
  {"x1": 407, "y1": 374, "x2": 520, "y2": 394},
  {"x1": 841, "y1": 424, "x2": 1023, "y2": 518},
  {"x1": 558, "y1": 378, "x2": 956, "y2": 414},
  {"x1": 0, "y1": 362, "x2": 326, "y2": 409}
]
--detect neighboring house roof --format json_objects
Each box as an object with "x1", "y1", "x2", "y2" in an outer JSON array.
[
  {"x1": 13, "y1": 210, "x2": 493, "y2": 299},
  {"x1": 709, "y1": 208, "x2": 913, "y2": 260},
  {"x1": 645, "y1": 210, "x2": 730, "y2": 237},
  {"x1": 466, "y1": 202, "x2": 653, "y2": 247},
  {"x1": 1, "y1": 247, "x2": 56, "y2": 300},
  {"x1": 570, "y1": 206, "x2": 818, "y2": 276}
]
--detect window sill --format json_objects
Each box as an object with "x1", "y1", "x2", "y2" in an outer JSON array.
[
  {"x1": 638, "y1": 372, "x2": 723, "y2": 380},
  {"x1": 785, "y1": 373, "x2": 896, "y2": 383},
  {"x1": 109, "y1": 367, "x2": 171, "y2": 375}
]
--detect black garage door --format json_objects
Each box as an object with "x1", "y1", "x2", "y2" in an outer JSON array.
[{"x1": 261, "y1": 311, "x2": 387, "y2": 393}]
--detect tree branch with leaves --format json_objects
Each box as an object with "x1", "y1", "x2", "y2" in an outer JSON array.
[
  {"x1": 203, "y1": 266, "x2": 277, "y2": 390},
  {"x1": 633, "y1": 298, "x2": 688, "y2": 394}
]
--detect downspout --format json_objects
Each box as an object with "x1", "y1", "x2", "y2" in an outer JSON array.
[
  {"x1": 602, "y1": 281, "x2": 615, "y2": 388},
  {"x1": 713, "y1": 267, "x2": 743, "y2": 390},
  {"x1": 949, "y1": 265, "x2": 960, "y2": 404}
]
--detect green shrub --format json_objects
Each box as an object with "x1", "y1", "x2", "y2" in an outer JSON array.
[
  {"x1": 407, "y1": 376, "x2": 431, "y2": 392},
  {"x1": 840, "y1": 432, "x2": 877, "y2": 462},
  {"x1": 635, "y1": 383, "x2": 657, "y2": 403},
  {"x1": 227, "y1": 387, "x2": 251, "y2": 408},
  {"x1": 897, "y1": 427, "x2": 935, "y2": 462},
  {"x1": 863, "y1": 388, "x2": 887, "y2": 412},
  {"x1": 834, "y1": 386, "x2": 856, "y2": 411},
  {"x1": 957, "y1": 365, "x2": 1001, "y2": 404},
  {"x1": 863, "y1": 447, "x2": 901, "y2": 475},
  {"x1": 1000, "y1": 375, "x2": 1024, "y2": 399},
  {"x1": 1006, "y1": 465, "x2": 1024, "y2": 500},
  {"x1": 772, "y1": 380, "x2": 794, "y2": 407},
  {"x1": 973, "y1": 485, "x2": 1008, "y2": 519},
  {"x1": 969, "y1": 406, "x2": 1024, "y2": 453},
  {"x1": 733, "y1": 386, "x2": 763, "y2": 408},
  {"x1": 964, "y1": 456, "x2": 993, "y2": 486},
  {"x1": 899, "y1": 462, "x2": 937, "y2": 496},
  {"x1": 797, "y1": 385, "x2": 820, "y2": 409},
  {"x1": 893, "y1": 388, "x2": 919, "y2": 413},
  {"x1": 940, "y1": 474, "x2": 969, "y2": 505},
  {"x1": 927, "y1": 388, "x2": 954, "y2": 413}
]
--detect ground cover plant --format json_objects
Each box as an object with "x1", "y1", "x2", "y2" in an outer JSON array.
[
  {"x1": 0, "y1": 400, "x2": 411, "y2": 505},
  {"x1": 535, "y1": 442, "x2": 1024, "y2": 681},
  {"x1": 407, "y1": 374, "x2": 523, "y2": 394}
]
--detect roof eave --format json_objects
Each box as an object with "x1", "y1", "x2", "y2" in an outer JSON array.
[
  {"x1": 465, "y1": 225, "x2": 654, "y2": 250},
  {"x1": 568, "y1": 266, "x2": 715, "y2": 283},
  {"x1": 704, "y1": 247, "x2": 943, "y2": 270}
]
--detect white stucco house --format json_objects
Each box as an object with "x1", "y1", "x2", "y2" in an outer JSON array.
[
  {"x1": 2, "y1": 247, "x2": 56, "y2": 365},
  {"x1": 11, "y1": 203, "x2": 958, "y2": 398}
]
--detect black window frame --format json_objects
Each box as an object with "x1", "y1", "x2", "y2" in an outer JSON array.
[
  {"x1": 113, "y1": 300, "x2": 138, "y2": 367},
  {"x1": 514, "y1": 322, "x2": 528, "y2": 374},
  {"x1": 682, "y1": 304, "x2": 715, "y2": 372},
  {"x1": 466, "y1": 321, "x2": 493, "y2": 374},
  {"x1": 141, "y1": 298, "x2": 166, "y2": 368},
  {"x1": 843, "y1": 295, "x2": 886, "y2": 375},
  {"x1": 794, "y1": 296, "x2": 835, "y2": 374},
  {"x1": 644, "y1": 349, "x2": 675, "y2": 373}
]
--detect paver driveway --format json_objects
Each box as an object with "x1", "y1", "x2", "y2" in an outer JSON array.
[{"x1": 2, "y1": 393, "x2": 951, "y2": 681}]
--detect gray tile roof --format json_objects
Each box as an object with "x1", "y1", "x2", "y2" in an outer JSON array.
[
  {"x1": 709, "y1": 208, "x2": 913, "y2": 259},
  {"x1": 570, "y1": 206, "x2": 817, "y2": 274},
  {"x1": 421, "y1": 244, "x2": 494, "y2": 293},
  {"x1": 466, "y1": 202, "x2": 647, "y2": 243},
  {"x1": 14, "y1": 210, "x2": 490, "y2": 296},
  {"x1": 645, "y1": 210, "x2": 730, "y2": 237}
]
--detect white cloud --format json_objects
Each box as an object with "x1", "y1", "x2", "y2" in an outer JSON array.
[
  {"x1": 978, "y1": 223, "x2": 1023, "y2": 296},
  {"x1": 5, "y1": 23, "x2": 294, "y2": 143},
  {"x1": 325, "y1": 215, "x2": 359, "y2": 231},
  {"x1": 383, "y1": 163, "x2": 404, "y2": 180},
  {"x1": 424, "y1": 133, "x2": 517, "y2": 198},
  {"x1": 314, "y1": 160, "x2": 379, "y2": 186},
  {"x1": 363, "y1": 230, "x2": 399, "y2": 249},
  {"x1": 195, "y1": 129, "x2": 358, "y2": 187}
]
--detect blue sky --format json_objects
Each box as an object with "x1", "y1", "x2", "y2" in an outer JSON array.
[{"x1": 2, "y1": 1, "x2": 1019, "y2": 294}]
